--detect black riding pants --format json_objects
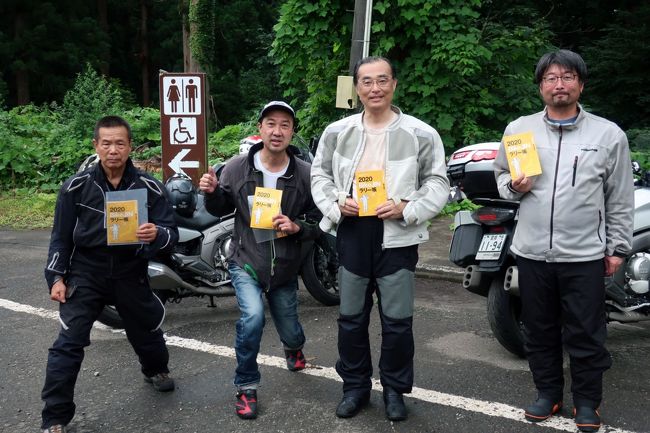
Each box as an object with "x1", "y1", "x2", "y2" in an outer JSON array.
[
  {"x1": 335, "y1": 217, "x2": 418, "y2": 397},
  {"x1": 517, "y1": 257, "x2": 611, "y2": 408},
  {"x1": 41, "y1": 275, "x2": 169, "y2": 429}
]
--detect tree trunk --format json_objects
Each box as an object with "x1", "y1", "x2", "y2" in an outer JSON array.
[
  {"x1": 139, "y1": 0, "x2": 150, "y2": 106},
  {"x1": 14, "y1": 12, "x2": 30, "y2": 105},
  {"x1": 97, "y1": 0, "x2": 110, "y2": 75},
  {"x1": 182, "y1": 0, "x2": 202, "y2": 72}
]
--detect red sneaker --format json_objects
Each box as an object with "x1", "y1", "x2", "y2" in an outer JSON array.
[
  {"x1": 285, "y1": 349, "x2": 306, "y2": 371},
  {"x1": 235, "y1": 389, "x2": 258, "y2": 419}
]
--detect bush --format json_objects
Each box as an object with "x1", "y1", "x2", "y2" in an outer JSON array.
[{"x1": 207, "y1": 119, "x2": 258, "y2": 165}]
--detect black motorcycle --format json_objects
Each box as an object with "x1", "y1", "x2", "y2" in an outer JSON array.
[{"x1": 448, "y1": 143, "x2": 650, "y2": 357}]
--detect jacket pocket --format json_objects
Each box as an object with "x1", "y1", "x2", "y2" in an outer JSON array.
[{"x1": 572, "y1": 156, "x2": 578, "y2": 187}]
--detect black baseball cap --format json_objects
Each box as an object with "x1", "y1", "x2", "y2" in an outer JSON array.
[{"x1": 258, "y1": 100, "x2": 295, "y2": 122}]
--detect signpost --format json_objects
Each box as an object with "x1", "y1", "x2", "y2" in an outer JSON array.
[{"x1": 159, "y1": 72, "x2": 207, "y2": 184}]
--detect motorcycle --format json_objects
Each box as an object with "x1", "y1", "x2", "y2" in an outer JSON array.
[
  {"x1": 448, "y1": 143, "x2": 650, "y2": 357},
  {"x1": 80, "y1": 136, "x2": 340, "y2": 329}
]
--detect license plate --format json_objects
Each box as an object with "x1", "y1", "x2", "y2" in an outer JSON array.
[{"x1": 475, "y1": 233, "x2": 507, "y2": 260}]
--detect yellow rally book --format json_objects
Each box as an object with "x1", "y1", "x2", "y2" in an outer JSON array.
[
  {"x1": 355, "y1": 170, "x2": 387, "y2": 217},
  {"x1": 250, "y1": 187, "x2": 282, "y2": 229},
  {"x1": 105, "y1": 189, "x2": 147, "y2": 245},
  {"x1": 503, "y1": 131, "x2": 542, "y2": 178}
]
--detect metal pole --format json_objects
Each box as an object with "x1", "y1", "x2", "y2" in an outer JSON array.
[
  {"x1": 348, "y1": 0, "x2": 367, "y2": 75},
  {"x1": 363, "y1": 0, "x2": 373, "y2": 58}
]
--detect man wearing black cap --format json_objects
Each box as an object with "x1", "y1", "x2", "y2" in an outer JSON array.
[{"x1": 199, "y1": 101, "x2": 320, "y2": 419}]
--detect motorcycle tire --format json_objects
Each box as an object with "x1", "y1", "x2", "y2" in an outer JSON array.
[
  {"x1": 486, "y1": 277, "x2": 525, "y2": 358},
  {"x1": 300, "y1": 234, "x2": 340, "y2": 306},
  {"x1": 96, "y1": 290, "x2": 170, "y2": 329}
]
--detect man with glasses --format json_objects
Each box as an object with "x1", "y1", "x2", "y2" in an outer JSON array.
[
  {"x1": 494, "y1": 49, "x2": 633, "y2": 432},
  {"x1": 311, "y1": 56, "x2": 449, "y2": 421}
]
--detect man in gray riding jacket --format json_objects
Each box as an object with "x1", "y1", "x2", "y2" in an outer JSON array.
[
  {"x1": 311, "y1": 56, "x2": 449, "y2": 421},
  {"x1": 494, "y1": 49, "x2": 633, "y2": 432}
]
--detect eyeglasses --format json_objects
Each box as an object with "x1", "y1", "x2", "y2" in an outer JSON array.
[
  {"x1": 359, "y1": 76, "x2": 393, "y2": 88},
  {"x1": 542, "y1": 74, "x2": 577, "y2": 85}
]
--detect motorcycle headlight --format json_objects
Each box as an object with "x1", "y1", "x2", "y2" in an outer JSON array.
[{"x1": 626, "y1": 253, "x2": 650, "y2": 281}]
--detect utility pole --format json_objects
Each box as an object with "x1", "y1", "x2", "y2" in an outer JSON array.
[
  {"x1": 348, "y1": 0, "x2": 373, "y2": 74},
  {"x1": 338, "y1": 0, "x2": 373, "y2": 109}
]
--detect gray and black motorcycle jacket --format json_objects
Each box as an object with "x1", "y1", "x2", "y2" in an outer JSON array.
[
  {"x1": 204, "y1": 142, "x2": 321, "y2": 290},
  {"x1": 494, "y1": 106, "x2": 633, "y2": 262},
  {"x1": 44, "y1": 158, "x2": 179, "y2": 290}
]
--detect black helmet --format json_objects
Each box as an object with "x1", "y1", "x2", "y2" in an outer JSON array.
[{"x1": 165, "y1": 173, "x2": 196, "y2": 217}]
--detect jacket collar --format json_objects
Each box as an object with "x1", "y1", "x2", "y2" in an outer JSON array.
[
  {"x1": 543, "y1": 103, "x2": 585, "y2": 130},
  {"x1": 246, "y1": 141, "x2": 298, "y2": 178},
  {"x1": 93, "y1": 157, "x2": 138, "y2": 188}
]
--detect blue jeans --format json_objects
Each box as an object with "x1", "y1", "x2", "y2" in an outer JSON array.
[{"x1": 228, "y1": 262, "x2": 306, "y2": 388}]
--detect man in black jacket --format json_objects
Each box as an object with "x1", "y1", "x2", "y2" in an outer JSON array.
[
  {"x1": 199, "y1": 101, "x2": 320, "y2": 419},
  {"x1": 41, "y1": 116, "x2": 179, "y2": 433}
]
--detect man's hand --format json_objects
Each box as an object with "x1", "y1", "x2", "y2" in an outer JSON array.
[
  {"x1": 136, "y1": 223, "x2": 158, "y2": 243},
  {"x1": 376, "y1": 199, "x2": 407, "y2": 220},
  {"x1": 272, "y1": 214, "x2": 300, "y2": 235},
  {"x1": 510, "y1": 173, "x2": 533, "y2": 193},
  {"x1": 51, "y1": 279, "x2": 67, "y2": 303},
  {"x1": 199, "y1": 167, "x2": 219, "y2": 194},
  {"x1": 604, "y1": 255, "x2": 624, "y2": 276},
  {"x1": 339, "y1": 197, "x2": 359, "y2": 217}
]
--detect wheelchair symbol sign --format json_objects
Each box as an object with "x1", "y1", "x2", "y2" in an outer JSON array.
[{"x1": 170, "y1": 117, "x2": 197, "y2": 145}]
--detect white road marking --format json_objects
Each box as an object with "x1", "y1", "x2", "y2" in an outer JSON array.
[{"x1": 0, "y1": 297, "x2": 641, "y2": 433}]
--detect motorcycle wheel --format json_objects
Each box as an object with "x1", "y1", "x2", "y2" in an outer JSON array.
[
  {"x1": 300, "y1": 234, "x2": 340, "y2": 306},
  {"x1": 486, "y1": 277, "x2": 525, "y2": 357},
  {"x1": 96, "y1": 290, "x2": 170, "y2": 329}
]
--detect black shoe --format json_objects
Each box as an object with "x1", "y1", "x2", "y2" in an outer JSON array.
[
  {"x1": 574, "y1": 406, "x2": 601, "y2": 432},
  {"x1": 235, "y1": 389, "x2": 258, "y2": 419},
  {"x1": 383, "y1": 386, "x2": 407, "y2": 421},
  {"x1": 144, "y1": 372, "x2": 175, "y2": 392},
  {"x1": 43, "y1": 425, "x2": 67, "y2": 433},
  {"x1": 335, "y1": 394, "x2": 370, "y2": 418},
  {"x1": 524, "y1": 397, "x2": 562, "y2": 422}
]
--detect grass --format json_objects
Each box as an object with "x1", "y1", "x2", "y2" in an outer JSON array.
[{"x1": 0, "y1": 190, "x2": 57, "y2": 229}]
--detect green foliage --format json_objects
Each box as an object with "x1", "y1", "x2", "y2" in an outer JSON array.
[
  {"x1": 57, "y1": 64, "x2": 129, "y2": 139},
  {"x1": 207, "y1": 119, "x2": 258, "y2": 165},
  {"x1": 271, "y1": 0, "x2": 351, "y2": 138},
  {"x1": 207, "y1": 1, "x2": 283, "y2": 128},
  {"x1": 439, "y1": 198, "x2": 480, "y2": 217},
  {"x1": 582, "y1": 4, "x2": 650, "y2": 130},
  {"x1": 123, "y1": 107, "x2": 162, "y2": 147},
  {"x1": 628, "y1": 128, "x2": 650, "y2": 170},
  {"x1": 272, "y1": 0, "x2": 552, "y2": 148},
  {"x1": 0, "y1": 105, "x2": 54, "y2": 190}
]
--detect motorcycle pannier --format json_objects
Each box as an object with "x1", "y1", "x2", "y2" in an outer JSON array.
[{"x1": 449, "y1": 223, "x2": 483, "y2": 267}]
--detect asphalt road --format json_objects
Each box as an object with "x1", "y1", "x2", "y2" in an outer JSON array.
[{"x1": 1, "y1": 229, "x2": 650, "y2": 433}]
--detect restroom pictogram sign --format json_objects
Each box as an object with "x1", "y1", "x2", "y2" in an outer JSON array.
[{"x1": 159, "y1": 72, "x2": 208, "y2": 184}]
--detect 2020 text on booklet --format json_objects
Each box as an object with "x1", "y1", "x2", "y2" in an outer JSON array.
[
  {"x1": 105, "y1": 189, "x2": 148, "y2": 245},
  {"x1": 503, "y1": 131, "x2": 542, "y2": 178},
  {"x1": 355, "y1": 170, "x2": 387, "y2": 217},
  {"x1": 250, "y1": 187, "x2": 282, "y2": 229}
]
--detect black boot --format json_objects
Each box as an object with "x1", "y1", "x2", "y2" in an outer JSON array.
[{"x1": 383, "y1": 386, "x2": 407, "y2": 421}]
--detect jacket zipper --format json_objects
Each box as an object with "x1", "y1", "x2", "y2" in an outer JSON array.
[
  {"x1": 597, "y1": 210, "x2": 603, "y2": 242},
  {"x1": 549, "y1": 126, "x2": 563, "y2": 250},
  {"x1": 572, "y1": 156, "x2": 578, "y2": 187}
]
